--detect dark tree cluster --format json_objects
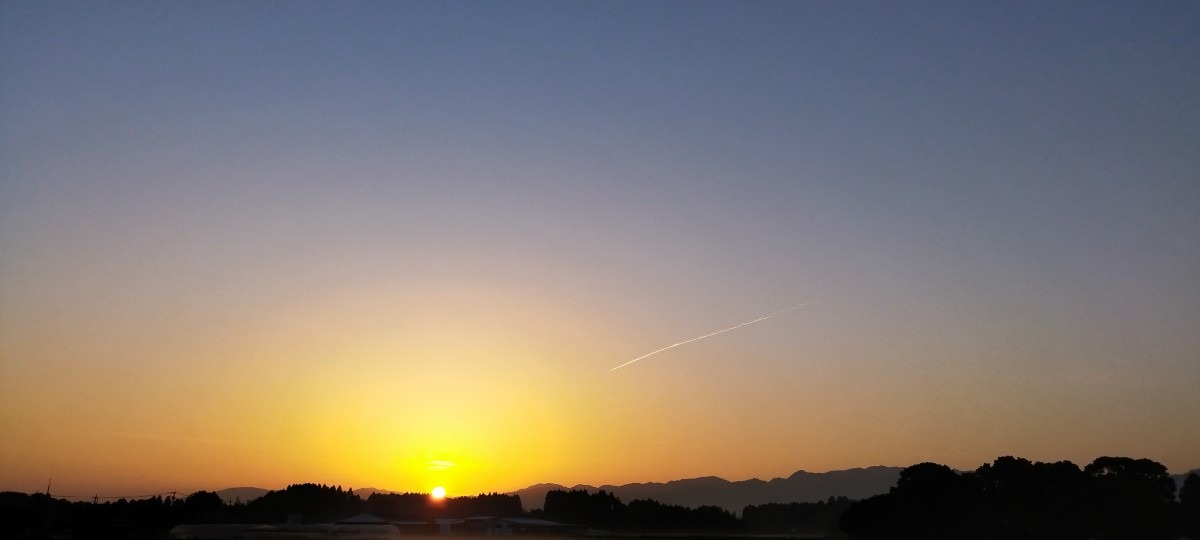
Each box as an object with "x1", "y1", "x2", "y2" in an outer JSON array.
[
  {"x1": 0, "y1": 490, "x2": 230, "y2": 540},
  {"x1": 541, "y1": 489, "x2": 624, "y2": 527},
  {"x1": 238, "y1": 483, "x2": 364, "y2": 524},
  {"x1": 363, "y1": 492, "x2": 430, "y2": 520},
  {"x1": 538, "y1": 489, "x2": 739, "y2": 531},
  {"x1": 447, "y1": 492, "x2": 524, "y2": 518},
  {"x1": 1183, "y1": 473, "x2": 1200, "y2": 539},
  {"x1": 624, "y1": 498, "x2": 739, "y2": 531},
  {"x1": 840, "y1": 456, "x2": 1196, "y2": 540},
  {"x1": 0, "y1": 484, "x2": 519, "y2": 539},
  {"x1": 743, "y1": 497, "x2": 854, "y2": 536},
  {"x1": 365, "y1": 491, "x2": 521, "y2": 520}
]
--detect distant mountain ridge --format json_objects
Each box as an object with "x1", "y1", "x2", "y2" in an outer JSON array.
[
  {"x1": 215, "y1": 487, "x2": 269, "y2": 504},
  {"x1": 510, "y1": 466, "x2": 905, "y2": 512},
  {"x1": 351, "y1": 487, "x2": 402, "y2": 498}
]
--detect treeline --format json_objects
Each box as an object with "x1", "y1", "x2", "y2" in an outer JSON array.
[
  {"x1": 170, "y1": 484, "x2": 521, "y2": 524},
  {"x1": 0, "y1": 484, "x2": 522, "y2": 539},
  {"x1": 743, "y1": 497, "x2": 854, "y2": 536},
  {"x1": 1, "y1": 484, "x2": 754, "y2": 538},
  {"x1": 4, "y1": 456, "x2": 1196, "y2": 540},
  {"x1": 366, "y1": 492, "x2": 521, "y2": 520},
  {"x1": 535, "y1": 489, "x2": 740, "y2": 531},
  {"x1": 840, "y1": 456, "x2": 1200, "y2": 540},
  {"x1": 1, "y1": 490, "x2": 220, "y2": 539}
]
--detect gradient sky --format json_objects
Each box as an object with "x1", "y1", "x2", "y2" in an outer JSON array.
[{"x1": 2, "y1": 1, "x2": 1198, "y2": 499}]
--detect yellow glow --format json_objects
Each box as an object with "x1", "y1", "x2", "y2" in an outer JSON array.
[
  {"x1": 4, "y1": 272, "x2": 1197, "y2": 499},
  {"x1": 431, "y1": 486, "x2": 446, "y2": 499}
]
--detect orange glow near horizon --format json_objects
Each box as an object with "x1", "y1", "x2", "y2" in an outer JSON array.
[
  {"x1": 3, "y1": 1, "x2": 1200, "y2": 498},
  {"x1": 3, "y1": 289, "x2": 1199, "y2": 499}
]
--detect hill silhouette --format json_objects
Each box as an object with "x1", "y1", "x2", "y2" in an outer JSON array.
[
  {"x1": 215, "y1": 487, "x2": 269, "y2": 504},
  {"x1": 511, "y1": 466, "x2": 903, "y2": 512},
  {"x1": 350, "y1": 487, "x2": 402, "y2": 498}
]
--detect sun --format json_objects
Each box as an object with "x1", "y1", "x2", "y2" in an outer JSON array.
[{"x1": 431, "y1": 486, "x2": 446, "y2": 499}]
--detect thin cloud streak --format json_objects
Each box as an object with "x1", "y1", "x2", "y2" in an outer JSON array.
[{"x1": 610, "y1": 303, "x2": 810, "y2": 372}]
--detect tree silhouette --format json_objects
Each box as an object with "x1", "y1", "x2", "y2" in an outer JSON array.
[
  {"x1": 744, "y1": 497, "x2": 852, "y2": 535},
  {"x1": 889, "y1": 462, "x2": 981, "y2": 539},
  {"x1": 1180, "y1": 473, "x2": 1200, "y2": 539},
  {"x1": 244, "y1": 483, "x2": 364, "y2": 523},
  {"x1": 364, "y1": 492, "x2": 429, "y2": 520},
  {"x1": 1084, "y1": 456, "x2": 1176, "y2": 540},
  {"x1": 840, "y1": 456, "x2": 1183, "y2": 540},
  {"x1": 974, "y1": 457, "x2": 1088, "y2": 540},
  {"x1": 182, "y1": 491, "x2": 224, "y2": 523},
  {"x1": 540, "y1": 489, "x2": 739, "y2": 531},
  {"x1": 447, "y1": 492, "x2": 523, "y2": 517},
  {"x1": 839, "y1": 492, "x2": 898, "y2": 539},
  {"x1": 543, "y1": 489, "x2": 623, "y2": 527}
]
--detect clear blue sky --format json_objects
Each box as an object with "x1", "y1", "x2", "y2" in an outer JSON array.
[{"x1": 2, "y1": 1, "x2": 1198, "y2": 496}]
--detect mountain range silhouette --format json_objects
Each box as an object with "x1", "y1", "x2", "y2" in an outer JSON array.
[
  {"x1": 511, "y1": 466, "x2": 904, "y2": 512},
  {"x1": 214, "y1": 466, "x2": 1199, "y2": 513}
]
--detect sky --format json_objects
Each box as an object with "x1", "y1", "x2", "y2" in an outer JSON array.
[{"x1": 2, "y1": 1, "x2": 1198, "y2": 500}]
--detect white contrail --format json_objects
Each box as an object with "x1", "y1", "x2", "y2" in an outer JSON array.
[{"x1": 610, "y1": 302, "x2": 809, "y2": 372}]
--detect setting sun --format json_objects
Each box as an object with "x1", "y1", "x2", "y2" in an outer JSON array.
[{"x1": 2, "y1": 6, "x2": 1199, "y2": 540}]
